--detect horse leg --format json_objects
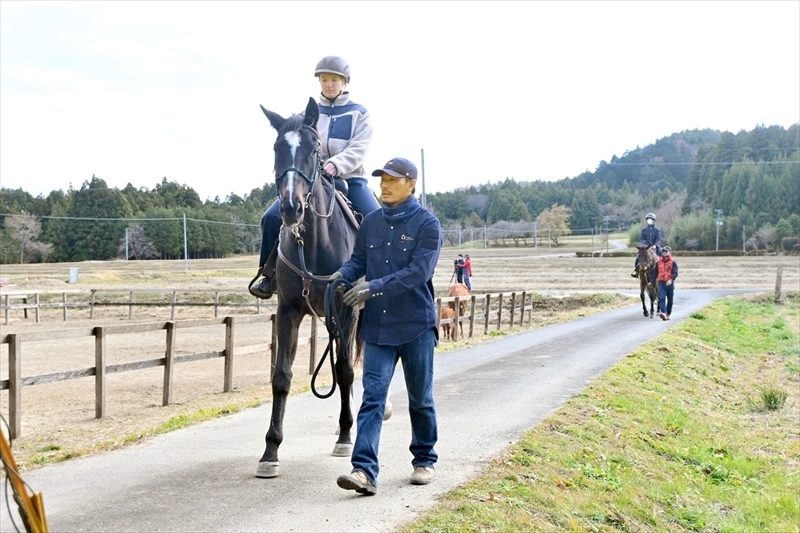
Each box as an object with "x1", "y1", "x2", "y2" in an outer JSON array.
[
  {"x1": 331, "y1": 329, "x2": 356, "y2": 457},
  {"x1": 256, "y1": 306, "x2": 302, "y2": 478},
  {"x1": 649, "y1": 285, "x2": 657, "y2": 319},
  {"x1": 640, "y1": 285, "x2": 649, "y2": 317}
]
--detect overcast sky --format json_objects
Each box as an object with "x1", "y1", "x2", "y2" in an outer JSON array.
[{"x1": 1, "y1": 1, "x2": 798, "y2": 203}]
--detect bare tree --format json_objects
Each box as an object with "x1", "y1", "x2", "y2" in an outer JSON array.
[
  {"x1": 755, "y1": 224, "x2": 777, "y2": 250},
  {"x1": 535, "y1": 204, "x2": 572, "y2": 246},
  {"x1": 118, "y1": 224, "x2": 157, "y2": 260},
  {"x1": 3, "y1": 213, "x2": 52, "y2": 263}
]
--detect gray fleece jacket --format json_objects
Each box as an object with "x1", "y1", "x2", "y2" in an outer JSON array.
[{"x1": 317, "y1": 92, "x2": 373, "y2": 180}]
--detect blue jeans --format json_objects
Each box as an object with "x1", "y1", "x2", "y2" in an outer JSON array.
[
  {"x1": 657, "y1": 281, "x2": 674, "y2": 315},
  {"x1": 351, "y1": 328, "x2": 438, "y2": 486},
  {"x1": 258, "y1": 177, "x2": 379, "y2": 266},
  {"x1": 463, "y1": 274, "x2": 471, "y2": 290}
]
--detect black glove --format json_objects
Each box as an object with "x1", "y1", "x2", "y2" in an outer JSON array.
[{"x1": 343, "y1": 281, "x2": 372, "y2": 307}]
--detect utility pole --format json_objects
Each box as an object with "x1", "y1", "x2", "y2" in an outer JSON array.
[
  {"x1": 183, "y1": 213, "x2": 189, "y2": 273},
  {"x1": 715, "y1": 209, "x2": 724, "y2": 251},
  {"x1": 604, "y1": 216, "x2": 610, "y2": 255}
]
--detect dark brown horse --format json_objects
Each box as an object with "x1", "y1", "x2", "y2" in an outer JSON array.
[
  {"x1": 255, "y1": 98, "x2": 361, "y2": 478},
  {"x1": 635, "y1": 243, "x2": 658, "y2": 318}
]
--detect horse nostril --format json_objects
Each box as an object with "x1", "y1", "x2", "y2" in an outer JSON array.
[{"x1": 295, "y1": 203, "x2": 304, "y2": 219}]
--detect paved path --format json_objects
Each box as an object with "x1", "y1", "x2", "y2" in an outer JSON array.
[{"x1": 3, "y1": 289, "x2": 759, "y2": 532}]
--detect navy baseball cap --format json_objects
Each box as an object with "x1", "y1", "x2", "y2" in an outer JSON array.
[{"x1": 371, "y1": 157, "x2": 418, "y2": 180}]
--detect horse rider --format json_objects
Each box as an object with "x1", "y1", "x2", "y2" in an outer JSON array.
[
  {"x1": 631, "y1": 212, "x2": 662, "y2": 278},
  {"x1": 250, "y1": 55, "x2": 380, "y2": 299}
]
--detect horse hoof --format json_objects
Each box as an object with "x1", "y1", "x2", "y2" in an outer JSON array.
[
  {"x1": 331, "y1": 443, "x2": 353, "y2": 457},
  {"x1": 383, "y1": 401, "x2": 394, "y2": 421},
  {"x1": 255, "y1": 461, "x2": 280, "y2": 478}
]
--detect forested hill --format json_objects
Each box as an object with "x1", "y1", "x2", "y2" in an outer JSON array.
[
  {"x1": 569, "y1": 129, "x2": 722, "y2": 193},
  {"x1": 1, "y1": 124, "x2": 798, "y2": 263}
]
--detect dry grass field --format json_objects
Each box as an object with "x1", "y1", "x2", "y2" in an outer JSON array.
[{"x1": 1, "y1": 239, "x2": 797, "y2": 468}]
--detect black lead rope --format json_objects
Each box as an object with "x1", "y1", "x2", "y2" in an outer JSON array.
[{"x1": 311, "y1": 278, "x2": 355, "y2": 399}]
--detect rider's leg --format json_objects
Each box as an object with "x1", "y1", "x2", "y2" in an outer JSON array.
[
  {"x1": 250, "y1": 202, "x2": 281, "y2": 299},
  {"x1": 344, "y1": 177, "x2": 380, "y2": 218},
  {"x1": 632, "y1": 256, "x2": 639, "y2": 277}
]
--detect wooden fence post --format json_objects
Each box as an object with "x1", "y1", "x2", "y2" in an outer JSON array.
[
  {"x1": 509, "y1": 292, "x2": 516, "y2": 328},
  {"x1": 435, "y1": 298, "x2": 442, "y2": 330},
  {"x1": 214, "y1": 292, "x2": 220, "y2": 318},
  {"x1": 270, "y1": 313, "x2": 277, "y2": 382},
  {"x1": 528, "y1": 292, "x2": 534, "y2": 325},
  {"x1": 128, "y1": 291, "x2": 134, "y2": 320},
  {"x1": 519, "y1": 292, "x2": 526, "y2": 327},
  {"x1": 452, "y1": 296, "x2": 460, "y2": 341},
  {"x1": 34, "y1": 293, "x2": 41, "y2": 323},
  {"x1": 469, "y1": 295, "x2": 476, "y2": 338},
  {"x1": 90, "y1": 289, "x2": 96, "y2": 319},
  {"x1": 774, "y1": 266, "x2": 784, "y2": 304},
  {"x1": 484, "y1": 294, "x2": 491, "y2": 335},
  {"x1": 63, "y1": 292, "x2": 68, "y2": 321},
  {"x1": 170, "y1": 291, "x2": 177, "y2": 320},
  {"x1": 224, "y1": 316, "x2": 235, "y2": 392},
  {"x1": 309, "y1": 315, "x2": 318, "y2": 375},
  {"x1": 4, "y1": 294, "x2": 9, "y2": 325},
  {"x1": 8, "y1": 333, "x2": 21, "y2": 440},
  {"x1": 95, "y1": 326, "x2": 106, "y2": 419},
  {"x1": 163, "y1": 321, "x2": 176, "y2": 406},
  {"x1": 496, "y1": 293, "x2": 504, "y2": 331}
]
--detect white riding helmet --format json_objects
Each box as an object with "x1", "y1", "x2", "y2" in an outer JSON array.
[{"x1": 314, "y1": 56, "x2": 350, "y2": 83}]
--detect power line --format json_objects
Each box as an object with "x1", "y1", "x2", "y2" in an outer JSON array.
[{"x1": 0, "y1": 213, "x2": 260, "y2": 228}]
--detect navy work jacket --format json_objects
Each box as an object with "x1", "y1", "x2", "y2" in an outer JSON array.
[{"x1": 338, "y1": 196, "x2": 443, "y2": 346}]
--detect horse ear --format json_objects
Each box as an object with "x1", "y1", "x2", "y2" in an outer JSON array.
[
  {"x1": 260, "y1": 105, "x2": 286, "y2": 131},
  {"x1": 303, "y1": 97, "x2": 319, "y2": 129}
]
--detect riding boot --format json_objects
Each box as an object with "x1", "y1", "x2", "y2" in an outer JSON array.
[
  {"x1": 248, "y1": 241, "x2": 279, "y2": 299},
  {"x1": 631, "y1": 258, "x2": 639, "y2": 278}
]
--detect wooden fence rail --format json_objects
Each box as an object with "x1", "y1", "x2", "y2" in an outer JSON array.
[
  {"x1": 1, "y1": 289, "x2": 274, "y2": 325},
  {"x1": 1, "y1": 290, "x2": 534, "y2": 440}
]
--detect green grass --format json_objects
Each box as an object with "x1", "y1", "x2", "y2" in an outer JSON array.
[{"x1": 402, "y1": 293, "x2": 800, "y2": 533}]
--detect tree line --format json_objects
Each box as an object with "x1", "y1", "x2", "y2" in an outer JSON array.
[{"x1": 1, "y1": 124, "x2": 798, "y2": 264}]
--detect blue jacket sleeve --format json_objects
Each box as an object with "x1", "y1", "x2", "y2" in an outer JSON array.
[{"x1": 672, "y1": 261, "x2": 678, "y2": 281}]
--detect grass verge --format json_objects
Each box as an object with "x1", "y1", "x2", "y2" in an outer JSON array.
[{"x1": 402, "y1": 292, "x2": 799, "y2": 533}]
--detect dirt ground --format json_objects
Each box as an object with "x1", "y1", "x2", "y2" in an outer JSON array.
[{"x1": 1, "y1": 249, "x2": 797, "y2": 468}]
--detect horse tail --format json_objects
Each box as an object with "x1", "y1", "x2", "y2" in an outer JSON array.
[{"x1": 354, "y1": 310, "x2": 364, "y2": 368}]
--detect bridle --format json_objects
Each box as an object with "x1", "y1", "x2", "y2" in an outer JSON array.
[{"x1": 274, "y1": 125, "x2": 335, "y2": 219}]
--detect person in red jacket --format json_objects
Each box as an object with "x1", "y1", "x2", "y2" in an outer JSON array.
[
  {"x1": 463, "y1": 254, "x2": 472, "y2": 290},
  {"x1": 656, "y1": 247, "x2": 679, "y2": 320}
]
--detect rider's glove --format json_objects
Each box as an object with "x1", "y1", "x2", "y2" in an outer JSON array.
[
  {"x1": 328, "y1": 271, "x2": 344, "y2": 283},
  {"x1": 343, "y1": 281, "x2": 373, "y2": 307}
]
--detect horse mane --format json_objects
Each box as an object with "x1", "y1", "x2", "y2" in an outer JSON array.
[{"x1": 279, "y1": 113, "x2": 307, "y2": 135}]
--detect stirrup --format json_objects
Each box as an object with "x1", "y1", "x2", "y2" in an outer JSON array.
[{"x1": 248, "y1": 240, "x2": 279, "y2": 299}]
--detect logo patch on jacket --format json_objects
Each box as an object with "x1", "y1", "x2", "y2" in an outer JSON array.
[{"x1": 400, "y1": 234, "x2": 414, "y2": 241}]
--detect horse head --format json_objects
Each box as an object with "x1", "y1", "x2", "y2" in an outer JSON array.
[
  {"x1": 260, "y1": 97, "x2": 321, "y2": 229},
  {"x1": 635, "y1": 243, "x2": 658, "y2": 272}
]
